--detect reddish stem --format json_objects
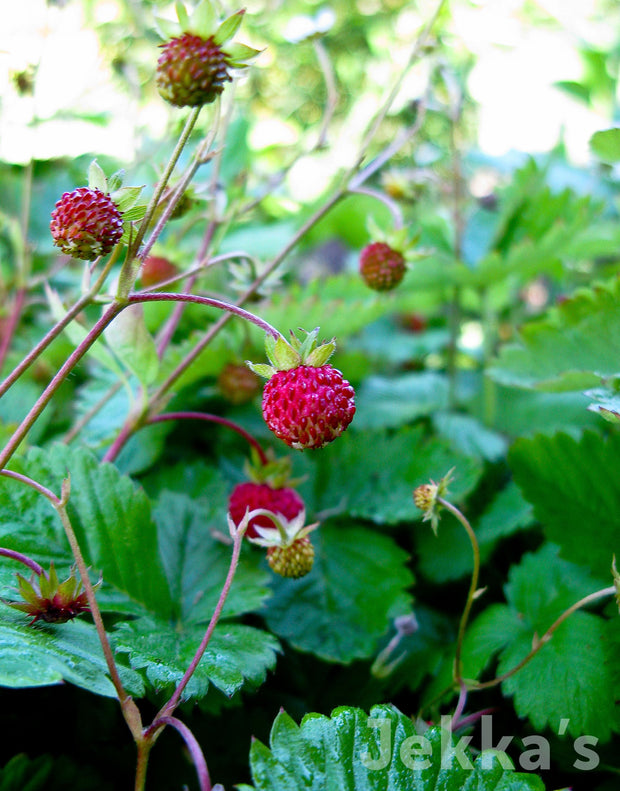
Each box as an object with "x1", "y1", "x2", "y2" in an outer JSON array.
[
  {"x1": 0, "y1": 287, "x2": 26, "y2": 373},
  {"x1": 147, "y1": 412, "x2": 269, "y2": 465},
  {"x1": 0, "y1": 547, "x2": 44, "y2": 576},
  {"x1": 128, "y1": 292, "x2": 281, "y2": 340},
  {"x1": 149, "y1": 716, "x2": 211, "y2": 791}
]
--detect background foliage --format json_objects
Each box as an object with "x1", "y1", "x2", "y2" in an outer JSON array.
[{"x1": 1, "y1": 0, "x2": 620, "y2": 789}]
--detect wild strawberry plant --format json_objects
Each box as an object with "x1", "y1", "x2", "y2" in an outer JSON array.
[{"x1": 0, "y1": 1, "x2": 619, "y2": 789}]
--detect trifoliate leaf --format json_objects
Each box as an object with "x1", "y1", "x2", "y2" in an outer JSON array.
[
  {"x1": 489, "y1": 278, "x2": 620, "y2": 391},
  {"x1": 243, "y1": 704, "x2": 545, "y2": 791},
  {"x1": 263, "y1": 523, "x2": 413, "y2": 663},
  {"x1": 509, "y1": 430, "x2": 620, "y2": 579},
  {"x1": 153, "y1": 486, "x2": 271, "y2": 623},
  {"x1": 0, "y1": 603, "x2": 143, "y2": 698},
  {"x1": 463, "y1": 544, "x2": 620, "y2": 740},
  {"x1": 306, "y1": 426, "x2": 481, "y2": 525},
  {"x1": 1, "y1": 445, "x2": 173, "y2": 617},
  {"x1": 113, "y1": 617, "x2": 279, "y2": 701}
]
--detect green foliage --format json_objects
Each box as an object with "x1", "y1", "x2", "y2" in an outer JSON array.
[
  {"x1": 241, "y1": 704, "x2": 545, "y2": 791},
  {"x1": 264, "y1": 523, "x2": 413, "y2": 663},
  {"x1": 509, "y1": 430, "x2": 620, "y2": 579},
  {"x1": 463, "y1": 544, "x2": 620, "y2": 741}
]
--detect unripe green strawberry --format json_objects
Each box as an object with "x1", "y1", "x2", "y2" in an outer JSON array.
[
  {"x1": 218, "y1": 363, "x2": 261, "y2": 405},
  {"x1": 140, "y1": 255, "x2": 179, "y2": 289},
  {"x1": 156, "y1": 32, "x2": 232, "y2": 107},
  {"x1": 50, "y1": 187, "x2": 123, "y2": 261},
  {"x1": 267, "y1": 536, "x2": 315, "y2": 578},
  {"x1": 228, "y1": 481, "x2": 304, "y2": 539},
  {"x1": 359, "y1": 241, "x2": 406, "y2": 292}
]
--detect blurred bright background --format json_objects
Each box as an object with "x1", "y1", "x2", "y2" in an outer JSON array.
[{"x1": 1, "y1": 0, "x2": 618, "y2": 170}]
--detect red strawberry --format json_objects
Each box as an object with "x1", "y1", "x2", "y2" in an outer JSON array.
[
  {"x1": 156, "y1": 32, "x2": 232, "y2": 107},
  {"x1": 359, "y1": 241, "x2": 406, "y2": 291},
  {"x1": 262, "y1": 365, "x2": 355, "y2": 450},
  {"x1": 50, "y1": 187, "x2": 123, "y2": 261},
  {"x1": 228, "y1": 481, "x2": 304, "y2": 539},
  {"x1": 249, "y1": 330, "x2": 356, "y2": 450},
  {"x1": 140, "y1": 255, "x2": 179, "y2": 289}
]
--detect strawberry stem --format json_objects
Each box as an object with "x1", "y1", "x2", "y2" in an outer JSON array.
[{"x1": 146, "y1": 411, "x2": 269, "y2": 465}]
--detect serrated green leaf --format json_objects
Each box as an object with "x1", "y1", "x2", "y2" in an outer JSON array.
[
  {"x1": 308, "y1": 427, "x2": 481, "y2": 525},
  {"x1": 489, "y1": 279, "x2": 620, "y2": 390},
  {"x1": 590, "y1": 128, "x2": 620, "y2": 163},
  {"x1": 509, "y1": 430, "x2": 620, "y2": 579},
  {"x1": 2, "y1": 445, "x2": 173, "y2": 616},
  {"x1": 103, "y1": 304, "x2": 159, "y2": 386},
  {"x1": 264, "y1": 523, "x2": 413, "y2": 663},
  {"x1": 154, "y1": 485, "x2": 271, "y2": 622},
  {"x1": 87, "y1": 160, "x2": 107, "y2": 193},
  {"x1": 246, "y1": 704, "x2": 544, "y2": 791},
  {"x1": 113, "y1": 616, "x2": 278, "y2": 701},
  {"x1": 213, "y1": 10, "x2": 244, "y2": 46},
  {"x1": 0, "y1": 603, "x2": 143, "y2": 698},
  {"x1": 353, "y1": 373, "x2": 449, "y2": 431},
  {"x1": 433, "y1": 412, "x2": 507, "y2": 462},
  {"x1": 463, "y1": 544, "x2": 620, "y2": 741}
]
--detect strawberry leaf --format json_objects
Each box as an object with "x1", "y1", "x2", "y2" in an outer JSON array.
[
  {"x1": 263, "y1": 523, "x2": 413, "y2": 663},
  {"x1": 0, "y1": 602, "x2": 143, "y2": 698},
  {"x1": 509, "y1": 430, "x2": 620, "y2": 579},
  {"x1": 241, "y1": 704, "x2": 545, "y2": 791},
  {"x1": 113, "y1": 617, "x2": 279, "y2": 701},
  {"x1": 463, "y1": 544, "x2": 620, "y2": 741}
]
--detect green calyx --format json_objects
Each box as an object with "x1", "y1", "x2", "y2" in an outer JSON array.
[
  {"x1": 156, "y1": 2, "x2": 261, "y2": 67},
  {"x1": 244, "y1": 448, "x2": 305, "y2": 489},
  {"x1": 366, "y1": 215, "x2": 427, "y2": 263},
  {"x1": 247, "y1": 328, "x2": 336, "y2": 379}
]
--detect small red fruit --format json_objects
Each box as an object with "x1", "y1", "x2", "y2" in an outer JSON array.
[
  {"x1": 359, "y1": 241, "x2": 406, "y2": 292},
  {"x1": 262, "y1": 364, "x2": 355, "y2": 450},
  {"x1": 229, "y1": 481, "x2": 305, "y2": 539},
  {"x1": 50, "y1": 187, "x2": 123, "y2": 261},
  {"x1": 156, "y1": 32, "x2": 232, "y2": 107},
  {"x1": 140, "y1": 255, "x2": 179, "y2": 289}
]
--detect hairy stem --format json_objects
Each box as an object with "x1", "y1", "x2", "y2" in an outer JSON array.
[
  {"x1": 0, "y1": 546, "x2": 44, "y2": 577},
  {"x1": 437, "y1": 497, "x2": 480, "y2": 685},
  {"x1": 0, "y1": 301, "x2": 124, "y2": 470},
  {"x1": 147, "y1": 412, "x2": 269, "y2": 465},
  {"x1": 474, "y1": 585, "x2": 616, "y2": 691},
  {"x1": 0, "y1": 287, "x2": 26, "y2": 373},
  {"x1": 0, "y1": 246, "x2": 120, "y2": 401}
]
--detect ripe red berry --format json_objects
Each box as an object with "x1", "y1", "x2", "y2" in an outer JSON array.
[
  {"x1": 140, "y1": 255, "x2": 179, "y2": 289},
  {"x1": 156, "y1": 32, "x2": 232, "y2": 107},
  {"x1": 262, "y1": 364, "x2": 356, "y2": 450},
  {"x1": 228, "y1": 481, "x2": 305, "y2": 539},
  {"x1": 359, "y1": 241, "x2": 406, "y2": 292},
  {"x1": 50, "y1": 187, "x2": 123, "y2": 261}
]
